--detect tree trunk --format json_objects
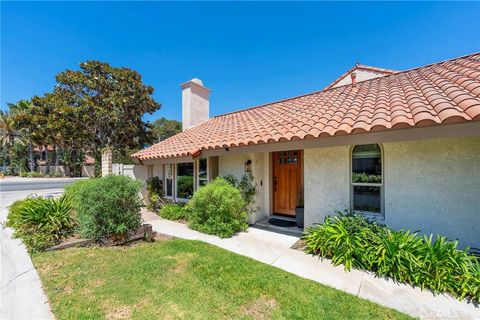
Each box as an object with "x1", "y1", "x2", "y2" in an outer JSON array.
[
  {"x1": 54, "y1": 145, "x2": 60, "y2": 173},
  {"x1": 44, "y1": 145, "x2": 50, "y2": 174},
  {"x1": 28, "y1": 143, "x2": 34, "y2": 172}
]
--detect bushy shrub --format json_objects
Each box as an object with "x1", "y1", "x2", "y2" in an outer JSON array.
[
  {"x1": 74, "y1": 175, "x2": 142, "y2": 239},
  {"x1": 145, "y1": 176, "x2": 164, "y2": 211},
  {"x1": 159, "y1": 204, "x2": 188, "y2": 221},
  {"x1": 64, "y1": 178, "x2": 93, "y2": 209},
  {"x1": 303, "y1": 213, "x2": 479, "y2": 302},
  {"x1": 221, "y1": 173, "x2": 257, "y2": 214},
  {"x1": 177, "y1": 175, "x2": 194, "y2": 199},
  {"x1": 5, "y1": 195, "x2": 76, "y2": 252},
  {"x1": 187, "y1": 178, "x2": 247, "y2": 238}
]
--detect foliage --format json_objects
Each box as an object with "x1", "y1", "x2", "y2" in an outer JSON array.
[
  {"x1": 74, "y1": 175, "x2": 143, "y2": 239},
  {"x1": 5, "y1": 195, "x2": 76, "y2": 252},
  {"x1": 112, "y1": 148, "x2": 138, "y2": 165},
  {"x1": 177, "y1": 175, "x2": 194, "y2": 199},
  {"x1": 145, "y1": 176, "x2": 165, "y2": 211},
  {"x1": 303, "y1": 213, "x2": 480, "y2": 302},
  {"x1": 64, "y1": 178, "x2": 93, "y2": 209},
  {"x1": 19, "y1": 171, "x2": 45, "y2": 178},
  {"x1": 221, "y1": 173, "x2": 257, "y2": 214},
  {"x1": 33, "y1": 240, "x2": 411, "y2": 320},
  {"x1": 31, "y1": 61, "x2": 161, "y2": 159},
  {"x1": 352, "y1": 172, "x2": 382, "y2": 184},
  {"x1": 159, "y1": 204, "x2": 189, "y2": 221},
  {"x1": 152, "y1": 117, "x2": 182, "y2": 142},
  {"x1": 187, "y1": 178, "x2": 247, "y2": 238}
]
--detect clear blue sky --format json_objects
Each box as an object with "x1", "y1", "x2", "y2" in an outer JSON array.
[{"x1": 2, "y1": 2, "x2": 479, "y2": 122}]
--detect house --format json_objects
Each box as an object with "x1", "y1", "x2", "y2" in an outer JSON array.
[{"x1": 132, "y1": 53, "x2": 480, "y2": 248}]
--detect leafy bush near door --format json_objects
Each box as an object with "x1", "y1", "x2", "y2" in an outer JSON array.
[
  {"x1": 187, "y1": 177, "x2": 247, "y2": 238},
  {"x1": 303, "y1": 213, "x2": 480, "y2": 302},
  {"x1": 221, "y1": 173, "x2": 257, "y2": 214},
  {"x1": 5, "y1": 194, "x2": 76, "y2": 252},
  {"x1": 73, "y1": 175, "x2": 143, "y2": 239}
]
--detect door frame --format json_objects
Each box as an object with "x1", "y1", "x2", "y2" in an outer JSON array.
[{"x1": 271, "y1": 150, "x2": 303, "y2": 217}]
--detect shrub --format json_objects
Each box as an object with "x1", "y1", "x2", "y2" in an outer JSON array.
[
  {"x1": 187, "y1": 178, "x2": 247, "y2": 238},
  {"x1": 177, "y1": 175, "x2": 194, "y2": 199},
  {"x1": 5, "y1": 195, "x2": 76, "y2": 252},
  {"x1": 159, "y1": 204, "x2": 188, "y2": 221},
  {"x1": 75, "y1": 175, "x2": 142, "y2": 239},
  {"x1": 303, "y1": 213, "x2": 480, "y2": 302},
  {"x1": 64, "y1": 178, "x2": 93, "y2": 209},
  {"x1": 145, "y1": 176, "x2": 165, "y2": 211},
  {"x1": 221, "y1": 173, "x2": 257, "y2": 214}
]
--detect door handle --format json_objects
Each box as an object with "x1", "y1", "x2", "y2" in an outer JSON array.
[{"x1": 274, "y1": 176, "x2": 278, "y2": 192}]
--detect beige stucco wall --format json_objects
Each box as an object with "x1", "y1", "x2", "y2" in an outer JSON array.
[
  {"x1": 383, "y1": 137, "x2": 480, "y2": 248},
  {"x1": 218, "y1": 153, "x2": 270, "y2": 224},
  {"x1": 303, "y1": 137, "x2": 480, "y2": 248},
  {"x1": 304, "y1": 146, "x2": 351, "y2": 226}
]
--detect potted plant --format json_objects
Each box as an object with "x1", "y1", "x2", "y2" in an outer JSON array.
[{"x1": 295, "y1": 186, "x2": 304, "y2": 228}]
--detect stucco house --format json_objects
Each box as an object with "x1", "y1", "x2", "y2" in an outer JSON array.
[{"x1": 132, "y1": 53, "x2": 480, "y2": 248}]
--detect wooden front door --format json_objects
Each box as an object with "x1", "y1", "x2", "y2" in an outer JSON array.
[{"x1": 273, "y1": 150, "x2": 302, "y2": 216}]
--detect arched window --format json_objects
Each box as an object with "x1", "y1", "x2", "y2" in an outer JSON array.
[{"x1": 351, "y1": 144, "x2": 383, "y2": 214}]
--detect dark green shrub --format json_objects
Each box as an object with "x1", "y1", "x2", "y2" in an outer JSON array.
[
  {"x1": 187, "y1": 178, "x2": 247, "y2": 238},
  {"x1": 5, "y1": 195, "x2": 76, "y2": 252},
  {"x1": 303, "y1": 213, "x2": 480, "y2": 302},
  {"x1": 145, "y1": 176, "x2": 165, "y2": 211},
  {"x1": 159, "y1": 204, "x2": 188, "y2": 221},
  {"x1": 75, "y1": 175, "x2": 142, "y2": 239}
]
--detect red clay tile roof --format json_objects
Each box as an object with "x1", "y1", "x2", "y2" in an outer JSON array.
[
  {"x1": 132, "y1": 53, "x2": 480, "y2": 161},
  {"x1": 323, "y1": 64, "x2": 398, "y2": 90}
]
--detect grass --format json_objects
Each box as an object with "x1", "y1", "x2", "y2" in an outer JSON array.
[{"x1": 33, "y1": 239, "x2": 412, "y2": 320}]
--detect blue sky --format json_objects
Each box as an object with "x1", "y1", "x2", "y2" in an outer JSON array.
[{"x1": 2, "y1": 2, "x2": 479, "y2": 122}]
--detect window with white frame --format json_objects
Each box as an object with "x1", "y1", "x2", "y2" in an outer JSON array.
[
  {"x1": 351, "y1": 144, "x2": 383, "y2": 214},
  {"x1": 198, "y1": 158, "x2": 208, "y2": 187},
  {"x1": 165, "y1": 164, "x2": 173, "y2": 197},
  {"x1": 176, "y1": 162, "x2": 194, "y2": 199}
]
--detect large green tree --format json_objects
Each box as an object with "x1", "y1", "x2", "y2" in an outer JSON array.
[
  {"x1": 33, "y1": 61, "x2": 161, "y2": 175},
  {"x1": 152, "y1": 117, "x2": 181, "y2": 142}
]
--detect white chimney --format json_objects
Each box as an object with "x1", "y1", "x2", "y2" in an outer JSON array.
[{"x1": 181, "y1": 78, "x2": 211, "y2": 131}]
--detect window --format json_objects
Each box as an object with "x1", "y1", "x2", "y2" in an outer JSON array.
[
  {"x1": 198, "y1": 158, "x2": 208, "y2": 187},
  {"x1": 351, "y1": 144, "x2": 383, "y2": 214},
  {"x1": 165, "y1": 164, "x2": 173, "y2": 197},
  {"x1": 275, "y1": 151, "x2": 299, "y2": 165},
  {"x1": 177, "y1": 162, "x2": 194, "y2": 199}
]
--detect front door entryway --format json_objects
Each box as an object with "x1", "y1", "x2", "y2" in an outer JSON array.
[{"x1": 273, "y1": 150, "x2": 302, "y2": 216}]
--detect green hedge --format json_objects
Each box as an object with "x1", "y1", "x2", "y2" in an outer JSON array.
[
  {"x1": 187, "y1": 178, "x2": 247, "y2": 238},
  {"x1": 303, "y1": 213, "x2": 480, "y2": 302}
]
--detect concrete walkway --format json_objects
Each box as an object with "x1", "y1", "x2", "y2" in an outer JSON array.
[
  {"x1": 143, "y1": 212, "x2": 480, "y2": 320},
  {"x1": 1, "y1": 189, "x2": 58, "y2": 320}
]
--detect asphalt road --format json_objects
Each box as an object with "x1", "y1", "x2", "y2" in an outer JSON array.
[{"x1": 0, "y1": 177, "x2": 82, "y2": 192}]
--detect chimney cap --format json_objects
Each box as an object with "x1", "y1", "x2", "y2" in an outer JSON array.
[{"x1": 180, "y1": 78, "x2": 211, "y2": 92}]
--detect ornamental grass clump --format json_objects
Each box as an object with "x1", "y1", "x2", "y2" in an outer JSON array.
[
  {"x1": 187, "y1": 177, "x2": 247, "y2": 238},
  {"x1": 5, "y1": 194, "x2": 76, "y2": 252},
  {"x1": 303, "y1": 213, "x2": 479, "y2": 302}
]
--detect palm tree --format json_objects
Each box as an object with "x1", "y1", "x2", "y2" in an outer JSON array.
[
  {"x1": 8, "y1": 100, "x2": 40, "y2": 172},
  {"x1": 0, "y1": 110, "x2": 27, "y2": 172}
]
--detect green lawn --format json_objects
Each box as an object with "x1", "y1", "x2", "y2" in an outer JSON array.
[{"x1": 33, "y1": 239, "x2": 412, "y2": 320}]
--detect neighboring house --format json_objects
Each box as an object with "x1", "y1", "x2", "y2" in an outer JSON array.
[
  {"x1": 132, "y1": 53, "x2": 480, "y2": 248},
  {"x1": 37, "y1": 146, "x2": 95, "y2": 177}
]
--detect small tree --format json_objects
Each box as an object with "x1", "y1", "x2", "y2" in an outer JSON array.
[{"x1": 152, "y1": 117, "x2": 182, "y2": 142}]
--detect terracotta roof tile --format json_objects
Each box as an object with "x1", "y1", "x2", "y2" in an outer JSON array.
[{"x1": 133, "y1": 53, "x2": 480, "y2": 161}]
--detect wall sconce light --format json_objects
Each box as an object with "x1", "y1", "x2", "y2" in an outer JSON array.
[{"x1": 244, "y1": 160, "x2": 252, "y2": 173}]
